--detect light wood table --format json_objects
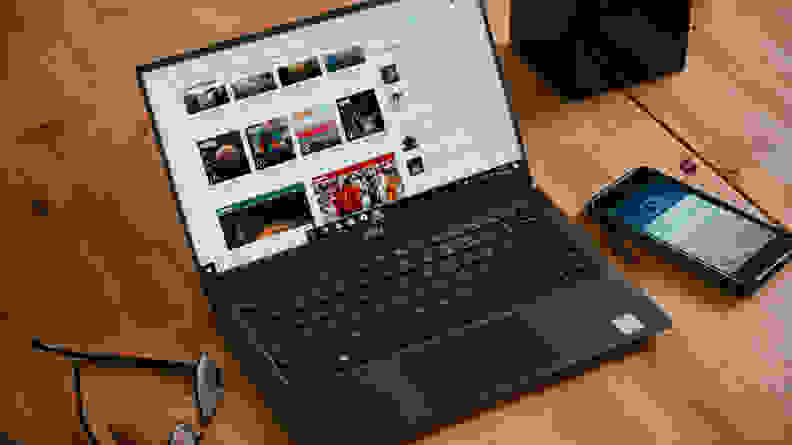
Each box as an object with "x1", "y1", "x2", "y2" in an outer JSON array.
[
  {"x1": 627, "y1": 0, "x2": 792, "y2": 229},
  {"x1": 2, "y1": 1, "x2": 788, "y2": 444}
]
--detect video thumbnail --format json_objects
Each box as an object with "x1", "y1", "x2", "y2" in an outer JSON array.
[
  {"x1": 231, "y1": 72, "x2": 278, "y2": 100},
  {"x1": 311, "y1": 153, "x2": 404, "y2": 225},
  {"x1": 292, "y1": 104, "x2": 343, "y2": 156},
  {"x1": 278, "y1": 57, "x2": 323, "y2": 87},
  {"x1": 323, "y1": 46, "x2": 366, "y2": 73},
  {"x1": 185, "y1": 81, "x2": 230, "y2": 115},
  {"x1": 217, "y1": 183, "x2": 313, "y2": 250},
  {"x1": 197, "y1": 132, "x2": 252, "y2": 185},
  {"x1": 337, "y1": 89, "x2": 386, "y2": 142},
  {"x1": 245, "y1": 118, "x2": 297, "y2": 170}
]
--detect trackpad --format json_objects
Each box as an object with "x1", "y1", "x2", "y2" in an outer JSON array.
[{"x1": 356, "y1": 314, "x2": 562, "y2": 425}]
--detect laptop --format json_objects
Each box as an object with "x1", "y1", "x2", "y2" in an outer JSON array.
[{"x1": 137, "y1": 0, "x2": 672, "y2": 442}]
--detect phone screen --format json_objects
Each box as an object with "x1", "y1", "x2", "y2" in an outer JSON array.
[{"x1": 606, "y1": 174, "x2": 777, "y2": 274}]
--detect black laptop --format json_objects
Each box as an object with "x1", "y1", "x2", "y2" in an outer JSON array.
[{"x1": 137, "y1": 0, "x2": 672, "y2": 442}]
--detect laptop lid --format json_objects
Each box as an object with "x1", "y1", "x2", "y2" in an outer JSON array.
[{"x1": 137, "y1": 0, "x2": 526, "y2": 274}]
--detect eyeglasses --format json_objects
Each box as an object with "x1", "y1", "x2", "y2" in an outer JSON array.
[{"x1": 33, "y1": 337, "x2": 223, "y2": 444}]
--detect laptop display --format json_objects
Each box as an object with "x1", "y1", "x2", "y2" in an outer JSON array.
[{"x1": 138, "y1": 0, "x2": 523, "y2": 273}]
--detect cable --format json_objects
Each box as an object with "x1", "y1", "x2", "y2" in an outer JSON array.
[{"x1": 624, "y1": 93, "x2": 784, "y2": 227}]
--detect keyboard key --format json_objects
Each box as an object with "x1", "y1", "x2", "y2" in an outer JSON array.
[
  {"x1": 436, "y1": 246, "x2": 455, "y2": 258},
  {"x1": 461, "y1": 252, "x2": 478, "y2": 265},
  {"x1": 457, "y1": 270, "x2": 474, "y2": 281},
  {"x1": 394, "y1": 248, "x2": 409, "y2": 257},
  {"x1": 438, "y1": 259, "x2": 458, "y2": 274},
  {"x1": 392, "y1": 294, "x2": 409, "y2": 305}
]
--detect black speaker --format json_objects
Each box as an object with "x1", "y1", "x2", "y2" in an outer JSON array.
[{"x1": 510, "y1": 0, "x2": 691, "y2": 101}]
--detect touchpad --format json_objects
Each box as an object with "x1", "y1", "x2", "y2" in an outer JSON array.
[{"x1": 357, "y1": 314, "x2": 562, "y2": 425}]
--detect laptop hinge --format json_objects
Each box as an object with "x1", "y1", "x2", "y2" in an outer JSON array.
[{"x1": 202, "y1": 263, "x2": 217, "y2": 275}]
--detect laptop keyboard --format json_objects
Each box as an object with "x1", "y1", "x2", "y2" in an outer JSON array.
[{"x1": 237, "y1": 204, "x2": 599, "y2": 379}]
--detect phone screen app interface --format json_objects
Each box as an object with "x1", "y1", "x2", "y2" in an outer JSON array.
[{"x1": 607, "y1": 177, "x2": 776, "y2": 274}]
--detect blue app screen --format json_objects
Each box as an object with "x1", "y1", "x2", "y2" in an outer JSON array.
[{"x1": 607, "y1": 177, "x2": 775, "y2": 274}]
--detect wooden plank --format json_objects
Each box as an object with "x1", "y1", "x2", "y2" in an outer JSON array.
[
  {"x1": 628, "y1": 0, "x2": 792, "y2": 228},
  {"x1": 2, "y1": 2, "x2": 789, "y2": 444}
]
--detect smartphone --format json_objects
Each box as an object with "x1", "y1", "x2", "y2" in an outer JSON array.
[{"x1": 584, "y1": 167, "x2": 792, "y2": 296}]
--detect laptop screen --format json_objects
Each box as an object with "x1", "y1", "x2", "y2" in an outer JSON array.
[{"x1": 138, "y1": 0, "x2": 523, "y2": 273}]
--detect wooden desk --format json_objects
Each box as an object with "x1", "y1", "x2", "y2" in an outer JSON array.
[
  {"x1": 627, "y1": 0, "x2": 792, "y2": 229},
  {"x1": 2, "y1": 1, "x2": 788, "y2": 443}
]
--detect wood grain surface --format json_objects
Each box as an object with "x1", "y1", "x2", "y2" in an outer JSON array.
[{"x1": 1, "y1": 1, "x2": 788, "y2": 444}]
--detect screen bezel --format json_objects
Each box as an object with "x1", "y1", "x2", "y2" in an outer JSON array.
[
  {"x1": 136, "y1": 0, "x2": 528, "y2": 278},
  {"x1": 588, "y1": 167, "x2": 792, "y2": 288}
]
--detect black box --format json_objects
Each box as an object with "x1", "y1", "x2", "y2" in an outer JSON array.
[{"x1": 510, "y1": 0, "x2": 690, "y2": 101}]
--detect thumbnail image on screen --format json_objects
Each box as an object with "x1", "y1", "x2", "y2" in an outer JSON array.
[
  {"x1": 379, "y1": 64, "x2": 400, "y2": 84},
  {"x1": 197, "y1": 131, "x2": 252, "y2": 185},
  {"x1": 292, "y1": 104, "x2": 343, "y2": 156},
  {"x1": 231, "y1": 72, "x2": 278, "y2": 100},
  {"x1": 245, "y1": 118, "x2": 297, "y2": 170},
  {"x1": 311, "y1": 153, "x2": 404, "y2": 225},
  {"x1": 277, "y1": 57, "x2": 323, "y2": 87},
  {"x1": 337, "y1": 89, "x2": 386, "y2": 142},
  {"x1": 323, "y1": 46, "x2": 366, "y2": 73},
  {"x1": 184, "y1": 81, "x2": 230, "y2": 115},
  {"x1": 217, "y1": 183, "x2": 313, "y2": 250}
]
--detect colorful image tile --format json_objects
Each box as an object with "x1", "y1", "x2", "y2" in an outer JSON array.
[
  {"x1": 311, "y1": 153, "x2": 404, "y2": 225},
  {"x1": 245, "y1": 118, "x2": 297, "y2": 170},
  {"x1": 231, "y1": 72, "x2": 278, "y2": 100},
  {"x1": 197, "y1": 131, "x2": 252, "y2": 185},
  {"x1": 216, "y1": 183, "x2": 313, "y2": 250},
  {"x1": 323, "y1": 46, "x2": 366, "y2": 73},
  {"x1": 336, "y1": 89, "x2": 386, "y2": 142},
  {"x1": 184, "y1": 81, "x2": 230, "y2": 115},
  {"x1": 292, "y1": 104, "x2": 343, "y2": 156},
  {"x1": 277, "y1": 57, "x2": 323, "y2": 87}
]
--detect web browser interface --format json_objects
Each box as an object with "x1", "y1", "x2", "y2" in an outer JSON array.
[{"x1": 140, "y1": 0, "x2": 521, "y2": 272}]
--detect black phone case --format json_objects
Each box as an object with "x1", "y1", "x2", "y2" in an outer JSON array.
[{"x1": 583, "y1": 168, "x2": 791, "y2": 296}]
